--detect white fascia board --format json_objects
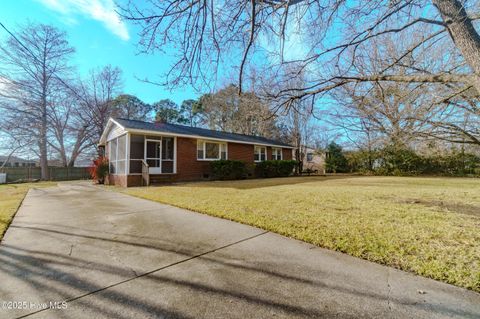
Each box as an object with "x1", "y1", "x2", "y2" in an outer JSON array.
[
  {"x1": 98, "y1": 118, "x2": 127, "y2": 146},
  {"x1": 110, "y1": 118, "x2": 126, "y2": 130}
]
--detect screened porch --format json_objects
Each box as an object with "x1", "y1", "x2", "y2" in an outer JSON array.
[{"x1": 106, "y1": 133, "x2": 177, "y2": 177}]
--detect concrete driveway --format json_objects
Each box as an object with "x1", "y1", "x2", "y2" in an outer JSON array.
[{"x1": 0, "y1": 182, "x2": 479, "y2": 319}]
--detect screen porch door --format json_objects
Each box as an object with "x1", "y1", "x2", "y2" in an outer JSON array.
[{"x1": 145, "y1": 139, "x2": 162, "y2": 174}]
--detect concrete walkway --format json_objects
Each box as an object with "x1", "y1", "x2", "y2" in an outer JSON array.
[{"x1": 0, "y1": 182, "x2": 479, "y2": 319}]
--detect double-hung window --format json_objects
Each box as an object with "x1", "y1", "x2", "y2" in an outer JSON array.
[
  {"x1": 197, "y1": 140, "x2": 227, "y2": 160},
  {"x1": 254, "y1": 146, "x2": 267, "y2": 162},
  {"x1": 271, "y1": 148, "x2": 282, "y2": 160}
]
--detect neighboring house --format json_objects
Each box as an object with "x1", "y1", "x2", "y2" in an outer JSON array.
[
  {"x1": 0, "y1": 156, "x2": 36, "y2": 168},
  {"x1": 46, "y1": 159, "x2": 65, "y2": 167},
  {"x1": 36, "y1": 159, "x2": 92, "y2": 167},
  {"x1": 99, "y1": 118, "x2": 294, "y2": 187},
  {"x1": 296, "y1": 146, "x2": 325, "y2": 174},
  {"x1": 74, "y1": 159, "x2": 93, "y2": 167}
]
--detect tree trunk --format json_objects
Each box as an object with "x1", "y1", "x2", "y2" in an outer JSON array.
[
  {"x1": 67, "y1": 126, "x2": 88, "y2": 167},
  {"x1": 295, "y1": 148, "x2": 301, "y2": 175},
  {"x1": 433, "y1": 0, "x2": 480, "y2": 92},
  {"x1": 39, "y1": 125, "x2": 49, "y2": 179},
  {"x1": 39, "y1": 45, "x2": 50, "y2": 180},
  {"x1": 58, "y1": 133, "x2": 68, "y2": 167},
  {"x1": 40, "y1": 92, "x2": 50, "y2": 180}
]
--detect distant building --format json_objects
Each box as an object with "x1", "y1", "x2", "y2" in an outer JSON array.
[
  {"x1": 0, "y1": 155, "x2": 36, "y2": 168},
  {"x1": 295, "y1": 146, "x2": 326, "y2": 174},
  {"x1": 33, "y1": 159, "x2": 93, "y2": 167},
  {"x1": 74, "y1": 159, "x2": 93, "y2": 167},
  {"x1": 46, "y1": 159, "x2": 64, "y2": 167}
]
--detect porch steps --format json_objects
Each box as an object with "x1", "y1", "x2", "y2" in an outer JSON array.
[{"x1": 149, "y1": 174, "x2": 177, "y2": 185}]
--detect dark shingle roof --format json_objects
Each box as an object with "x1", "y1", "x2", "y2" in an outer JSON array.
[{"x1": 114, "y1": 118, "x2": 293, "y2": 148}]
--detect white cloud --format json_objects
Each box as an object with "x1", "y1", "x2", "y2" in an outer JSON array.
[{"x1": 37, "y1": 0, "x2": 130, "y2": 41}]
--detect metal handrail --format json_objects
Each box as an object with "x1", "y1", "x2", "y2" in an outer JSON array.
[{"x1": 141, "y1": 160, "x2": 149, "y2": 186}]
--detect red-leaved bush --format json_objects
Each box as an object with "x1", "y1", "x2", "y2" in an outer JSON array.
[{"x1": 89, "y1": 156, "x2": 109, "y2": 184}]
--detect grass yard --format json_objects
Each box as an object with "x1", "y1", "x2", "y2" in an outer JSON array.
[
  {"x1": 122, "y1": 176, "x2": 480, "y2": 292},
  {"x1": 0, "y1": 182, "x2": 54, "y2": 241}
]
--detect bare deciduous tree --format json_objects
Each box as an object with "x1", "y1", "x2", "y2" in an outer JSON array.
[
  {"x1": 47, "y1": 89, "x2": 93, "y2": 167},
  {"x1": 120, "y1": 0, "x2": 480, "y2": 108},
  {"x1": 0, "y1": 23, "x2": 74, "y2": 179},
  {"x1": 198, "y1": 84, "x2": 280, "y2": 138},
  {"x1": 274, "y1": 67, "x2": 317, "y2": 172},
  {"x1": 76, "y1": 65, "x2": 123, "y2": 149},
  {"x1": 329, "y1": 32, "x2": 480, "y2": 148},
  {"x1": 0, "y1": 130, "x2": 33, "y2": 169},
  {"x1": 420, "y1": 91, "x2": 480, "y2": 145}
]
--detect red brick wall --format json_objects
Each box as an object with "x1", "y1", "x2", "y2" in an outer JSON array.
[
  {"x1": 106, "y1": 174, "x2": 143, "y2": 187},
  {"x1": 127, "y1": 175, "x2": 142, "y2": 187},
  {"x1": 176, "y1": 137, "x2": 211, "y2": 181},
  {"x1": 228, "y1": 142, "x2": 254, "y2": 162},
  {"x1": 282, "y1": 148, "x2": 293, "y2": 160},
  {"x1": 106, "y1": 174, "x2": 127, "y2": 187},
  {"x1": 266, "y1": 147, "x2": 272, "y2": 160}
]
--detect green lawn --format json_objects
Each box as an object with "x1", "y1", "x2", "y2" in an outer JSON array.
[
  {"x1": 0, "y1": 182, "x2": 54, "y2": 241},
  {"x1": 122, "y1": 176, "x2": 480, "y2": 292}
]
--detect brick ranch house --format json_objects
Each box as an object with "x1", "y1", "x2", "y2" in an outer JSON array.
[{"x1": 99, "y1": 118, "x2": 294, "y2": 187}]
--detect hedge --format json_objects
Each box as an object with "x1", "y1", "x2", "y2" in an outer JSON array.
[
  {"x1": 255, "y1": 160, "x2": 297, "y2": 178},
  {"x1": 210, "y1": 160, "x2": 248, "y2": 180},
  {"x1": 345, "y1": 144, "x2": 480, "y2": 176}
]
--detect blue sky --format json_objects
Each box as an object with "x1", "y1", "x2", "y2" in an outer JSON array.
[{"x1": 0, "y1": 0, "x2": 198, "y2": 105}]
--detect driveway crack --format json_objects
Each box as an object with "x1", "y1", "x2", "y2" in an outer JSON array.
[
  {"x1": 68, "y1": 244, "x2": 74, "y2": 257},
  {"x1": 386, "y1": 268, "x2": 392, "y2": 311},
  {"x1": 16, "y1": 230, "x2": 269, "y2": 319}
]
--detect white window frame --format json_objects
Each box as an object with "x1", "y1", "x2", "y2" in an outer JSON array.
[
  {"x1": 272, "y1": 147, "x2": 283, "y2": 160},
  {"x1": 254, "y1": 145, "x2": 267, "y2": 162},
  {"x1": 197, "y1": 140, "x2": 228, "y2": 161}
]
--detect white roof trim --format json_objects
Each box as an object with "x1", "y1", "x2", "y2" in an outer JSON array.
[
  {"x1": 110, "y1": 118, "x2": 126, "y2": 130},
  {"x1": 98, "y1": 118, "x2": 126, "y2": 145}
]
